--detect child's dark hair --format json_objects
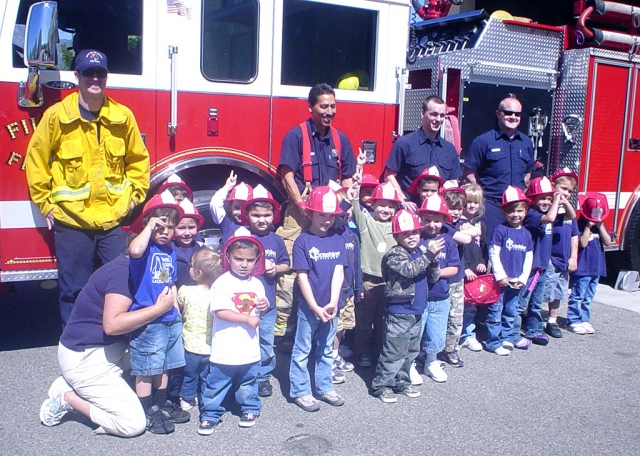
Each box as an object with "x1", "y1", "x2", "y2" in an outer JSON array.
[
  {"x1": 191, "y1": 248, "x2": 221, "y2": 287},
  {"x1": 227, "y1": 239, "x2": 260, "y2": 256},
  {"x1": 246, "y1": 201, "x2": 274, "y2": 213},
  {"x1": 501, "y1": 201, "x2": 528, "y2": 213},
  {"x1": 142, "y1": 207, "x2": 180, "y2": 227},
  {"x1": 167, "y1": 186, "x2": 188, "y2": 199},
  {"x1": 418, "y1": 177, "x2": 441, "y2": 188},
  {"x1": 443, "y1": 191, "x2": 466, "y2": 210}
]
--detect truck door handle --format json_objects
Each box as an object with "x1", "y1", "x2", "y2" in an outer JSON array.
[
  {"x1": 629, "y1": 138, "x2": 640, "y2": 150},
  {"x1": 168, "y1": 46, "x2": 178, "y2": 136}
]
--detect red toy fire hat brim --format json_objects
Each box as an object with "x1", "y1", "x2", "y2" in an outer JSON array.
[
  {"x1": 407, "y1": 166, "x2": 444, "y2": 197},
  {"x1": 500, "y1": 185, "x2": 531, "y2": 208},
  {"x1": 578, "y1": 192, "x2": 610, "y2": 223},
  {"x1": 125, "y1": 190, "x2": 185, "y2": 234},
  {"x1": 551, "y1": 168, "x2": 579, "y2": 184},
  {"x1": 296, "y1": 186, "x2": 343, "y2": 214},
  {"x1": 391, "y1": 209, "x2": 423, "y2": 234},
  {"x1": 225, "y1": 182, "x2": 254, "y2": 204},
  {"x1": 439, "y1": 180, "x2": 467, "y2": 198},
  {"x1": 157, "y1": 174, "x2": 193, "y2": 200},
  {"x1": 221, "y1": 227, "x2": 266, "y2": 277},
  {"x1": 179, "y1": 198, "x2": 205, "y2": 230},
  {"x1": 526, "y1": 176, "x2": 555, "y2": 197},
  {"x1": 240, "y1": 184, "x2": 281, "y2": 225},
  {"x1": 369, "y1": 182, "x2": 403, "y2": 204},
  {"x1": 417, "y1": 194, "x2": 452, "y2": 222},
  {"x1": 360, "y1": 174, "x2": 380, "y2": 188}
]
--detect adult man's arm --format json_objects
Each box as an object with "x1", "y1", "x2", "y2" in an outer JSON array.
[
  {"x1": 339, "y1": 133, "x2": 356, "y2": 189},
  {"x1": 103, "y1": 286, "x2": 175, "y2": 335},
  {"x1": 123, "y1": 112, "x2": 150, "y2": 210},
  {"x1": 280, "y1": 165, "x2": 304, "y2": 204},
  {"x1": 462, "y1": 167, "x2": 477, "y2": 184},
  {"x1": 25, "y1": 110, "x2": 57, "y2": 226}
]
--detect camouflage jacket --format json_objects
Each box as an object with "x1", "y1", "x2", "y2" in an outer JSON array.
[{"x1": 382, "y1": 244, "x2": 440, "y2": 302}]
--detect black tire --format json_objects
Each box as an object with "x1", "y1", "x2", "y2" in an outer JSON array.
[{"x1": 623, "y1": 201, "x2": 640, "y2": 272}]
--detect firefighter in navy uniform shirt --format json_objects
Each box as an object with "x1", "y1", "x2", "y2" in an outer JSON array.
[
  {"x1": 275, "y1": 83, "x2": 356, "y2": 349},
  {"x1": 463, "y1": 97, "x2": 535, "y2": 238}
]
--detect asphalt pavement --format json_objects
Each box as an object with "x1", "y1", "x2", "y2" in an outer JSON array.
[{"x1": 0, "y1": 283, "x2": 639, "y2": 455}]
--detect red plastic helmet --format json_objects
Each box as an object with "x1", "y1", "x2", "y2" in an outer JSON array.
[
  {"x1": 240, "y1": 184, "x2": 281, "y2": 225},
  {"x1": 501, "y1": 185, "x2": 531, "y2": 208},
  {"x1": 578, "y1": 192, "x2": 610, "y2": 223},
  {"x1": 361, "y1": 174, "x2": 380, "y2": 188},
  {"x1": 407, "y1": 166, "x2": 444, "y2": 196},
  {"x1": 391, "y1": 209, "x2": 423, "y2": 234},
  {"x1": 221, "y1": 227, "x2": 266, "y2": 277},
  {"x1": 369, "y1": 182, "x2": 403, "y2": 203},
  {"x1": 296, "y1": 186, "x2": 342, "y2": 214},
  {"x1": 550, "y1": 168, "x2": 579, "y2": 185},
  {"x1": 157, "y1": 173, "x2": 193, "y2": 200},
  {"x1": 417, "y1": 194, "x2": 451, "y2": 222},
  {"x1": 225, "y1": 182, "x2": 254, "y2": 203},
  {"x1": 179, "y1": 198, "x2": 205, "y2": 230},
  {"x1": 526, "y1": 176, "x2": 554, "y2": 197},
  {"x1": 439, "y1": 180, "x2": 466, "y2": 198},
  {"x1": 126, "y1": 189, "x2": 185, "y2": 234}
]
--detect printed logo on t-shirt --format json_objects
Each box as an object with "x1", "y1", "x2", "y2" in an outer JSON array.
[
  {"x1": 437, "y1": 251, "x2": 447, "y2": 260},
  {"x1": 308, "y1": 247, "x2": 341, "y2": 261},
  {"x1": 232, "y1": 292, "x2": 258, "y2": 314},
  {"x1": 588, "y1": 232, "x2": 600, "y2": 242},
  {"x1": 544, "y1": 223, "x2": 552, "y2": 234},
  {"x1": 505, "y1": 238, "x2": 528, "y2": 252},
  {"x1": 345, "y1": 241, "x2": 354, "y2": 251},
  {"x1": 563, "y1": 220, "x2": 572, "y2": 225},
  {"x1": 150, "y1": 253, "x2": 174, "y2": 284},
  {"x1": 264, "y1": 248, "x2": 276, "y2": 259}
]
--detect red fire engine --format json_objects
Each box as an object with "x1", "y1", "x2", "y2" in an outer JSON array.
[{"x1": 1, "y1": 0, "x2": 640, "y2": 284}]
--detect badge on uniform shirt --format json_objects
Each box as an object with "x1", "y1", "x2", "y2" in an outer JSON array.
[
  {"x1": 232, "y1": 292, "x2": 258, "y2": 314},
  {"x1": 331, "y1": 148, "x2": 339, "y2": 159}
]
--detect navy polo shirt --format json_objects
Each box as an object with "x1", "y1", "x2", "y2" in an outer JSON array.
[
  {"x1": 385, "y1": 128, "x2": 462, "y2": 195},
  {"x1": 573, "y1": 218, "x2": 607, "y2": 277},
  {"x1": 464, "y1": 128, "x2": 535, "y2": 200},
  {"x1": 279, "y1": 119, "x2": 356, "y2": 193},
  {"x1": 523, "y1": 208, "x2": 552, "y2": 270}
]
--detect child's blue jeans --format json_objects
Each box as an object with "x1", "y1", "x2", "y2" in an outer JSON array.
[
  {"x1": 420, "y1": 298, "x2": 449, "y2": 354},
  {"x1": 567, "y1": 275, "x2": 599, "y2": 325},
  {"x1": 485, "y1": 287, "x2": 521, "y2": 352},
  {"x1": 200, "y1": 361, "x2": 260, "y2": 423}
]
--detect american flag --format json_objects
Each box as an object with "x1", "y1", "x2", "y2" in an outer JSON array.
[{"x1": 167, "y1": 0, "x2": 192, "y2": 19}]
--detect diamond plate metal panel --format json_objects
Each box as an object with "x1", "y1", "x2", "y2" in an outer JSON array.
[
  {"x1": 1, "y1": 269, "x2": 58, "y2": 282},
  {"x1": 404, "y1": 58, "x2": 440, "y2": 132},
  {"x1": 548, "y1": 49, "x2": 591, "y2": 177}
]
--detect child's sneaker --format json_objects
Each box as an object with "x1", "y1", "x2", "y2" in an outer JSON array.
[
  {"x1": 331, "y1": 366, "x2": 346, "y2": 384},
  {"x1": 493, "y1": 346, "x2": 511, "y2": 356},
  {"x1": 569, "y1": 323, "x2": 587, "y2": 335},
  {"x1": 197, "y1": 419, "x2": 217, "y2": 436},
  {"x1": 545, "y1": 321, "x2": 563, "y2": 338},
  {"x1": 147, "y1": 405, "x2": 175, "y2": 434},
  {"x1": 531, "y1": 333, "x2": 550, "y2": 346},
  {"x1": 357, "y1": 354, "x2": 373, "y2": 367},
  {"x1": 502, "y1": 341, "x2": 514, "y2": 351},
  {"x1": 397, "y1": 386, "x2": 421, "y2": 398},
  {"x1": 161, "y1": 400, "x2": 190, "y2": 423},
  {"x1": 315, "y1": 391, "x2": 345, "y2": 407},
  {"x1": 339, "y1": 344, "x2": 354, "y2": 359},
  {"x1": 180, "y1": 397, "x2": 197, "y2": 411},
  {"x1": 378, "y1": 389, "x2": 397, "y2": 403},
  {"x1": 514, "y1": 337, "x2": 532, "y2": 350},
  {"x1": 438, "y1": 350, "x2": 464, "y2": 368},
  {"x1": 581, "y1": 322, "x2": 596, "y2": 334},
  {"x1": 425, "y1": 361, "x2": 448, "y2": 383},
  {"x1": 39, "y1": 376, "x2": 73, "y2": 426},
  {"x1": 461, "y1": 337, "x2": 482, "y2": 352},
  {"x1": 295, "y1": 395, "x2": 321, "y2": 412},
  {"x1": 409, "y1": 361, "x2": 424, "y2": 386},
  {"x1": 334, "y1": 355, "x2": 354, "y2": 372},
  {"x1": 239, "y1": 412, "x2": 259, "y2": 428}
]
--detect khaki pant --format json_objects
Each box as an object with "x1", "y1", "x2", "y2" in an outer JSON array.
[
  {"x1": 274, "y1": 202, "x2": 306, "y2": 337},
  {"x1": 445, "y1": 278, "x2": 465, "y2": 352}
]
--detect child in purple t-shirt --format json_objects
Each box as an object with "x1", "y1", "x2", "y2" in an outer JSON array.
[
  {"x1": 289, "y1": 186, "x2": 348, "y2": 412},
  {"x1": 486, "y1": 186, "x2": 533, "y2": 356},
  {"x1": 567, "y1": 192, "x2": 612, "y2": 334},
  {"x1": 209, "y1": 170, "x2": 253, "y2": 246}
]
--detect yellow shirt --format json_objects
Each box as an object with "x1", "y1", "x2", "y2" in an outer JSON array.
[{"x1": 179, "y1": 285, "x2": 212, "y2": 355}]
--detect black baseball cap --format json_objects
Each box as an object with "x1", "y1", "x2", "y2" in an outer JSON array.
[{"x1": 74, "y1": 49, "x2": 109, "y2": 72}]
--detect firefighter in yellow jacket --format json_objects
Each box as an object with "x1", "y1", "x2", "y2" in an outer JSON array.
[{"x1": 26, "y1": 49, "x2": 149, "y2": 326}]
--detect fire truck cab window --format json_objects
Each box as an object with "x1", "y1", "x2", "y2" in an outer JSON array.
[
  {"x1": 12, "y1": 0, "x2": 143, "y2": 75},
  {"x1": 281, "y1": 0, "x2": 376, "y2": 91},
  {"x1": 201, "y1": 0, "x2": 259, "y2": 83}
]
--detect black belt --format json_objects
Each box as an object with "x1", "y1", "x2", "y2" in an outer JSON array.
[{"x1": 485, "y1": 196, "x2": 502, "y2": 204}]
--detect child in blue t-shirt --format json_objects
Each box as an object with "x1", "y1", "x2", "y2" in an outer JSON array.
[
  {"x1": 289, "y1": 186, "x2": 348, "y2": 412},
  {"x1": 417, "y1": 194, "x2": 460, "y2": 383},
  {"x1": 567, "y1": 192, "x2": 612, "y2": 334},
  {"x1": 486, "y1": 186, "x2": 534, "y2": 356},
  {"x1": 240, "y1": 185, "x2": 291, "y2": 398},
  {"x1": 518, "y1": 176, "x2": 563, "y2": 346},
  {"x1": 128, "y1": 191, "x2": 189, "y2": 434},
  {"x1": 543, "y1": 169, "x2": 579, "y2": 339},
  {"x1": 372, "y1": 210, "x2": 442, "y2": 403},
  {"x1": 209, "y1": 170, "x2": 253, "y2": 245}
]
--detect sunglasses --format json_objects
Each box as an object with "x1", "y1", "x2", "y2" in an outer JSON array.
[
  {"x1": 80, "y1": 68, "x2": 108, "y2": 78},
  {"x1": 500, "y1": 110, "x2": 522, "y2": 117}
]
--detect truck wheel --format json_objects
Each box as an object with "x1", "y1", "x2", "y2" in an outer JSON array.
[
  {"x1": 192, "y1": 190, "x2": 222, "y2": 251},
  {"x1": 624, "y1": 201, "x2": 640, "y2": 272}
]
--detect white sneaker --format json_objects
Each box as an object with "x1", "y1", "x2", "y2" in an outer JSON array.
[
  {"x1": 338, "y1": 344, "x2": 354, "y2": 359},
  {"x1": 425, "y1": 361, "x2": 448, "y2": 383},
  {"x1": 581, "y1": 322, "x2": 595, "y2": 334},
  {"x1": 569, "y1": 323, "x2": 587, "y2": 335},
  {"x1": 40, "y1": 376, "x2": 73, "y2": 426},
  {"x1": 493, "y1": 347, "x2": 511, "y2": 356},
  {"x1": 461, "y1": 338, "x2": 482, "y2": 352},
  {"x1": 409, "y1": 361, "x2": 423, "y2": 385},
  {"x1": 502, "y1": 341, "x2": 514, "y2": 351}
]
